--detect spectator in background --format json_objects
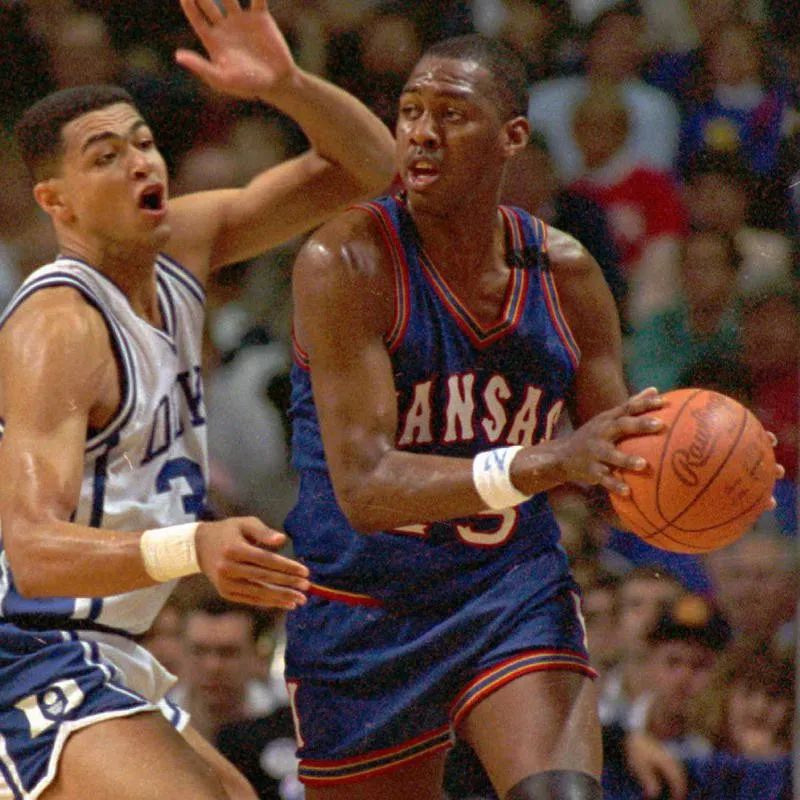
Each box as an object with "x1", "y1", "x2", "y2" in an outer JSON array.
[
  {"x1": 29, "y1": 6, "x2": 206, "y2": 172},
  {"x1": 705, "y1": 522, "x2": 799, "y2": 654},
  {"x1": 676, "y1": 20, "x2": 789, "y2": 180},
  {"x1": 171, "y1": 593, "x2": 287, "y2": 744},
  {"x1": 0, "y1": 137, "x2": 57, "y2": 303},
  {"x1": 138, "y1": 593, "x2": 188, "y2": 682},
  {"x1": 677, "y1": 646, "x2": 794, "y2": 800},
  {"x1": 470, "y1": 0, "x2": 577, "y2": 84},
  {"x1": 568, "y1": 81, "x2": 689, "y2": 325},
  {"x1": 603, "y1": 593, "x2": 730, "y2": 798},
  {"x1": 644, "y1": 0, "x2": 746, "y2": 107},
  {"x1": 738, "y1": 284, "x2": 800, "y2": 484},
  {"x1": 326, "y1": 6, "x2": 424, "y2": 130},
  {"x1": 698, "y1": 647, "x2": 793, "y2": 759},
  {"x1": 599, "y1": 567, "x2": 686, "y2": 727},
  {"x1": 0, "y1": 0, "x2": 62, "y2": 126},
  {"x1": 627, "y1": 595, "x2": 730, "y2": 758},
  {"x1": 581, "y1": 570, "x2": 622, "y2": 675},
  {"x1": 680, "y1": 148, "x2": 793, "y2": 291},
  {"x1": 625, "y1": 231, "x2": 741, "y2": 393},
  {"x1": 528, "y1": 1, "x2": 680, "y2": 181}
]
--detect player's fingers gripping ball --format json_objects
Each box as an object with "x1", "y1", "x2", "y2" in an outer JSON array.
[{"x1": 611, "y1": 388, "x2": 776, "y2": 553}]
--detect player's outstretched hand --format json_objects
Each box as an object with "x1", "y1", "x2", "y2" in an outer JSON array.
[
  {"x1": 176, "y1": 0, "x2": 296, "y2": 101},
  {"x1": 195, "y1": 517, "x2": 309, "y2": 610},
  {"x1": 553, "y1": 387, "x2": 665, "y2": 496}
]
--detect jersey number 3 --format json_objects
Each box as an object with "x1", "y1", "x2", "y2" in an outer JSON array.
[
  {"x1": 156, "y1": 457, "x2": 206, "y2": 517},
  {"x1": 394, "y1": 508, "x2": 519, "y2": 547}
]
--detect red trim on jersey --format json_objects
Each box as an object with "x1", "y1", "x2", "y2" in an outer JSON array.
[
  {"x1": 540, "y1": 268, "x2": 580, "y2": 369},
  {"x1": 308, "y1": 582, "x2": 383, "y2": 607},
  {"x1": 350, "y1": 202, "x2": 411, "y2": 355}
]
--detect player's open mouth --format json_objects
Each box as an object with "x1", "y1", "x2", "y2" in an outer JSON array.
[
  {"x1": 407, "y1": 160, "x2": 441, "y2": 190},
  {"x1": 138, "y1": 185, "x2": 165, "y2": 214}
]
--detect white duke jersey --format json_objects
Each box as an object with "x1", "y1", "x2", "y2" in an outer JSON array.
[{"x1": 0, "y1": 254, "x2": 207, "y2": 635}]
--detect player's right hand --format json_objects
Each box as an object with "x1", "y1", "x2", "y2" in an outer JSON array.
[
  {"x1": 194, "y1": 517, "x2": 309, "y2": 610},
  {"x1": 550, "y1": 387, "x2": 665, "y2": 495}
]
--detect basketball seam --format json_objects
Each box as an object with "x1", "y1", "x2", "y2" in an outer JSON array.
[
  {"x1": 628, "y1": 390, "x2": 758, "y2": 551},
  {"x1": 661, "y1": 400, "x2": 748, "y2": 530}
]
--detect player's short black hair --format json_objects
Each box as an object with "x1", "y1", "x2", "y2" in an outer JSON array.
[
  {"x1": 419, "y1": 34, "x2": 529, "y2": 120},
  {"x1": 14, "y1": 84, "x2": 136, "y2": 182}
]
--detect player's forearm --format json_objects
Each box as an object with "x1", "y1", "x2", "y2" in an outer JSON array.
[
  {"x1": 262, "y1": 69, "x2": 395, "y2": 191},
  {"x1": 334, "y1": 445, "x2": 567, "y2": 533},
  {"x1": 5, "y1": 517, "x2": 157, "y2": 598}
]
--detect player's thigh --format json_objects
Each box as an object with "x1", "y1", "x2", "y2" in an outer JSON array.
[
  {"x1": 459, "y1": 670, "x2": 602, "y2": 798},
  {"x1": 181, "y1": 723, "x2": 257, "y2": 800},
  {"x1": 304, "y1": 750, "x2": 447, "y2": 800},
  {"x1": 42, "y1": 711, "x2": 229, "y2": 800}
]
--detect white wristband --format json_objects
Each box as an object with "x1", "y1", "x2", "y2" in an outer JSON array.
[
  {"x1": 472, "y1": 446, "x2": 532, "y2": 510},
  {"x1": 140, "y1": 523, "x2": 201, "y2": 582}
]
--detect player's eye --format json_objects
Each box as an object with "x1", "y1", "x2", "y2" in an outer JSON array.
[
  {"x1": 399, "y1": 102, "x2": 422, "y2": 120},
  {"x1": 94, "y1": 152, "x2": 116, "y2": 167}
]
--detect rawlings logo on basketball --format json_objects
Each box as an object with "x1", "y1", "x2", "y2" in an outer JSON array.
[{"x1": 671, "y1": 395, "x2": 728, "y2": 486}]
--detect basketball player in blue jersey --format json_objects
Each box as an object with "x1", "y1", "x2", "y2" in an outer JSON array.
[
  {"x1": 285, "y1": 35, "x2": 670, "y2": 800},
  {"x1": 0, "y1": 1, "x2": 393, "y2": 798}
]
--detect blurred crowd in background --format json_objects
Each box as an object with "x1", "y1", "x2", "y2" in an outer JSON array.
[{"x1": 0, "y1": 0, "x2": 798, "y2": 797}]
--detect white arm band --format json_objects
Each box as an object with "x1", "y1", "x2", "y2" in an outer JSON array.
[
  {"x1": 140, "y1": 523, "x2": 201, "y2": 582},
  {"x1": 472, "y1": 446, "x2": 533, "y2": 510}
]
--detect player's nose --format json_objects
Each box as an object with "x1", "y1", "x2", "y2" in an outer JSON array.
[{"x1": 408, "y1": 112, "x2": 440, "y2": 148}]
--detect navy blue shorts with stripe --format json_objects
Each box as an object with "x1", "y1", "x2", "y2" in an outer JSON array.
[
  {"x1": 284, "y1": 547, "x2": 596, "y2": 787},
  {"x1": 0, "y1": 624, "x2": 186, "y2": 800}
]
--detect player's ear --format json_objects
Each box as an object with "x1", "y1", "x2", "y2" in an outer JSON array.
[
  {"x1": 502, "y1": 116, "x2": 530, "y2": 158},
  {"x1": 33, "y1": 178, "x2": 73, "y2": 223}
]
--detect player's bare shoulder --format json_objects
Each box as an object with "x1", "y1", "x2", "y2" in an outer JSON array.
[
  {"x1": 293, "y1": 204, "x2": 397, "y2": 340},
  {"x1": 542, "y1": 223, "x2": 621, "y2": 345},
  {"x1": 0, "y1": 287, "x2": 118, "y2": 417},
  {"x1": 544, "y1": 224, "x2": 599, "y2": 281},
  {"x1": 296, "y1": 205, "x2": 394, "y2": 284}
]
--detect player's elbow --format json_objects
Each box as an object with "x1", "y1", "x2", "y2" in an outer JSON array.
[
  {"x1": 336, "y1": 493, "x2": 382, "y2": 534},
  {"x1": 334, "y1": 479, "x2": 387, "y2": 534},
  {"x1": 3, "y1": 519, "x2": 55, "y2": 597},
  {"x1": 4, "y1": 544, "x2": 41, "y2": 598}
]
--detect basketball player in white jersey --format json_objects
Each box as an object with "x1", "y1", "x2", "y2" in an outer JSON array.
[{"x1": 0, "y1": 1, "x2": 394, "y2": 798}]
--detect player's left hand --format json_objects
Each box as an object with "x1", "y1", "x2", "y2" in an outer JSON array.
[{"x1": 176, "y1": 0, "x2": 297, "y2": 101}]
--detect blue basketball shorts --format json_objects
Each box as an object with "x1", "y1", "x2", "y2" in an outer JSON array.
[
  {"x1": 284, "y1": 548, "x2": 596, "y2": 787},
  {"x1": 0, "y1": 624, "x2": 188, "y2": 800}
]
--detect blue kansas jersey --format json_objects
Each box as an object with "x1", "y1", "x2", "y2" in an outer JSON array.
[{"x1": 286, "y1": 195, "x2": 580, "y2": 610}]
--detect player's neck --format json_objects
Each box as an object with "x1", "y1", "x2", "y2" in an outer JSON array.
[
  {"x1": 410, "y1": 202, "x2": 503, "y2": 281},
  {"x1": 58, "y1": 236, "x2": 163, "y2": 326}
]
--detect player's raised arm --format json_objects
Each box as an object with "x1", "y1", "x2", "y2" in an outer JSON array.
[
  {"x1": 167, "y1": 0, "x2": 394, "y2": 277},
  {"x1": 0, "y1": 292, "x2": 309, "y2": 609}
]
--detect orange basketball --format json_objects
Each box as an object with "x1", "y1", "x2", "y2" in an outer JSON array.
[{"x1": 610, "y1": 388, "x2": 776, "y2": 553}]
